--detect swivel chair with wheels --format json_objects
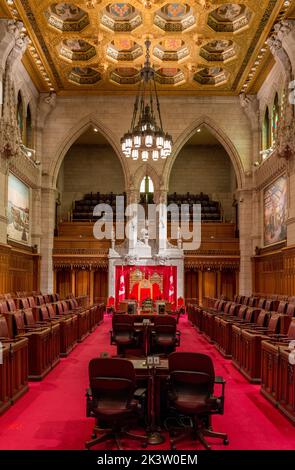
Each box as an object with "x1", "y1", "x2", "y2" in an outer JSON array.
[
  {"x1": 85, "y1": 357, "x2": 147, "y2": 450},
  {"x1": 110, "y1": 314, "x2": 139, "y2": 356},
  {"x1": 167, "y1": 352, "x2": 228, "y2": 450},
  {"x1": 151, "y1": 315, "x2": 180, "y2": 355}
]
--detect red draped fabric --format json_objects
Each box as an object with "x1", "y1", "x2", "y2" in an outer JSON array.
[{"x1": 115, "y1": 265, "x2": 177, "y2": 308}]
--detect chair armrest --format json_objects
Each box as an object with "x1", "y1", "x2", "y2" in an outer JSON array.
[{"x1": 176, "y1": 330, "x2": 181, "y2": 336}]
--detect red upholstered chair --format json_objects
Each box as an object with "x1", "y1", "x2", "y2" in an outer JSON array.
[
  {"x1": 167, "y1": 352, "x2": 228, "y2": 450},
  {"x1": 85, "y1": 358, "x2": 147, "y2": 450},
  {"x1": 150, "y1": 315, "x2": 180, "y2": 355},
  {"x1": 110, "y1": 314, "x2": 138, "y2": 356}
]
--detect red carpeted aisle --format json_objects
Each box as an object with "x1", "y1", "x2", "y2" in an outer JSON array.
[{"x1": 0, "y1": 314, "x2": 294, "y2": 450}]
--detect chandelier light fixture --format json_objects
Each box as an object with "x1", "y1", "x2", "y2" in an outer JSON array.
[{"x1": 121, "y1": 39, "x2": 173, "y2": 162}]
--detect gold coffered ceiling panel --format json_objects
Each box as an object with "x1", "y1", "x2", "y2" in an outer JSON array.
[{"x1": 8, "y1": 0, "x2": 293, "y2": 94}]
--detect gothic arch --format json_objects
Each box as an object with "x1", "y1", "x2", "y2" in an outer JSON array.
[
  {"x1": 132, "y1": 164, "x2": 161, "y2": 194},
  {"x1": 164, "y1": 116, "x2": 244, "y2": 190},
  {"x1": 51, "y1": 115, "x2": 129, "y2": 189}
]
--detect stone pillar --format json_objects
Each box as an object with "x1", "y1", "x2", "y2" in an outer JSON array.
[
  {"x1": 40, "y1": 186, "x2": 56, "y2": 293},
  {"x1": 238, "y1": 189, "x2": 253, "y2": 296},
  {"x1": 0, "y1": 164, "x2": 7, "y2": 244},
  {"x1": 31, "y1": 188, "x2": 42, "y2": 250}
]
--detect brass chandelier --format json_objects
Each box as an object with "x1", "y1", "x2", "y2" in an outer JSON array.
[{"x1": 121, "y1": 39, "x2": 173, "y2": 162}]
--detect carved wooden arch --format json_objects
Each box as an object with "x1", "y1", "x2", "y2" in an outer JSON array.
[
  {"x1": 51, "y1": 115, "x2": 129, "y2": 189},
  {"x1": 163, "y1": 116, "x2": 244, "y2": 190}
]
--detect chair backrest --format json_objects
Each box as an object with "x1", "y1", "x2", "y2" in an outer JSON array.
[
  {"x1": 62, "y1": 300, "x2": 69, "y2": 312},
  {"x1": 229, "y1": 303, "x2": 241, "y2": 316},
  {"x1": 88, "y1": 358, "x2": 136, "y2": 406},
  {"x1": 243, "y1": 297, "x2": 250, "y2": 306},
  {"x1": 154, "y1": 315, "x2": 177, "y2": 334},
  {"x1": 35, "y1": 295, "x2": 45, "y2": 306},
  {"x1": 46, "y1": 303, "x2": 56, "y2": 318},
  {"x1": 43, "y1": 294, "x2": 51, "y2": 304},
  {"x1": 265, "y1": 300, "x2": 278, "y2": 312},
  {"x1": 169, "y1": 352, "x2": 215, "y2": 396},
  {"x1": 20, "y1": 298, "x2": 30, "y2": 309},
  {"x1": 217, "y1": 300, "x2": 226, "y2": 312},
  {"x1": 236, "y1": 295, "x2": 245, "y2": 304},
  {"x1": 23, "y1": 308, "x2": 36, "y2": 326},
  {"x1": 277, "y1": 301, "x2": 287, "y2": 314},
  {"x1": 287, "y1": 318, "x2": 295, "y2": 339},
  {"x1": 258, "y1": 298, "x2": 266, "y2": 309},
  {"x1": 0, "y1": 302, "x2": 9, "y2": 314},
  {"x1": 0, "y1": 315, "x2": 9, "y2": 338},
  {"x1": 7, "y1": 299, "x2": 16, "y2": 312},
  {"x1": 256, "y1": 310, "x2": 269, "y2": 327},
  {"x1": 286, "y1": 304, "x2": 295, "y2": 317},
  {"x1": 27, "y1": 296, "x2": 36, "y2": 308},
  {"x1": 112, "y1": 314, "x2": 134, "y2": 333},
  {"x1": 223, "y1": 301, "x2": 232, "y2": 314},
  {"x1": 13, "y1": 311, "x2": 25, "y2": 332},
  {"x1": 40, "y1": 305, "x2": 49, "y2": 320},
  {"x1": 213, "y1": 300, "x2": 220, "y2": 310},
  {"x1": 248, "y1": 297, "x2": 258, "y2": 308},
  {"x1": 246, "y1": 308, "x2": 261, "y2": 323},
  {"x1": 267, "y1": 314, "x2": 281, "y2": 333},
  {"x1": 55, "y1": 301, "x2": 64, "y2": 316},
  {"x1": 238, "y1": 305, "x2": 248, "y2": 319}
]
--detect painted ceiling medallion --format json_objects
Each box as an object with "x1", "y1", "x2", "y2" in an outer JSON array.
[
  {"x1": 59, "y1": 39, "x2": 96, "y2": 61},
  {"x1": 106, "y1": 41, "x2": 143, "y2": 61},
  {"x1": 200, "y1": 40, "x2": 237, "y2": 62},
  {"x1": 153, "y1": 40, "x2": 189, "y2": 62},
  {"x1": 68, "y1": 67, "x2": 101, "y2": 84},
  {"x1": 101, "y1": 3, "x2": 142, "y2": 31},
  {"x1": 110, "y1": 67, "x2": 140, "y2": 84},
  {"x1": 44, "y1": 2, "x2": 89, "y2": 32},
  {"x1": 154, "y1": 3, "x2": 195, "y2": 32},
  {"x1": 208, "y1": 3, "x2": 252, "y2": 33},
  {"x1": 193, "y1": 67, "x2": 229, "y2": 86},
  {"x1": 155, "y1": 67, "x2": 185, "y2": 85}
]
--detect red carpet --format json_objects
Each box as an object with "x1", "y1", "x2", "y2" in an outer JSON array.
[{"x1": 0, "y1": 314, "x2": 294, "y2": 450}]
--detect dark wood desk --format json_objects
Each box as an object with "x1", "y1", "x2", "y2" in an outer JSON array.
[{"x1": 130, "y1": 358, "x2": 169, "y2": 426}]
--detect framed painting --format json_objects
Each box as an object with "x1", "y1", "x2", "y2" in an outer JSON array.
[
  {"x1": 264, "y1": 174, "x2": 287, "y2": 247},
  {"x1": 7, "y1": 173, "x2": 30, "y2": 245}
]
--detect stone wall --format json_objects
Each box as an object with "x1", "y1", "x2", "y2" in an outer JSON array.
[{"x1": 169, "y1": 144, "x2": 236, "y2": 221}]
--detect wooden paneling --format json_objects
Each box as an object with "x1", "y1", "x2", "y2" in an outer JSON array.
[
  {"x1": 253, "y1": 245, "x2": 295, "y2": 296},
  {"x1": 0, "y1": 243, "x2": 40, "y2": 295},
  {"x1": 75, "y1": 270, "x2": 90, "y2": 297},
  {"x1": 56, "y1": 271, "x2": 71, "y2": 299},
  {"x1": 94, "y1": 270, "x2": 108, "y2": 303},
  {"x1": 185, "y1": 270, "x2": 198, "y2": 300},
  {"x1": 203, "y1": 271, "x2": 217, "y2": 298}
]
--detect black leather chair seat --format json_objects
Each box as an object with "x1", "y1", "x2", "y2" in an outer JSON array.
[
  {"x1": 114, "y1": 333, "x2": 134, "y2": 345},
  {"x1": 155, "y1": 334, "x2": 175, "y2": 346}
]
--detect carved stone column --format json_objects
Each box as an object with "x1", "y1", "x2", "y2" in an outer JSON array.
[
  {"x1": 31, "y1": 188, "x2": 42, "y2": 250},
  {"x1": 0, "y1": 160, "x2": 7, "y2": 244},
  {"x1": 40, "y1": 186, "x2": 56, "y2": 293},
  {"x1": 237, "y1": 189, "x2": 253, "y2": 295}
]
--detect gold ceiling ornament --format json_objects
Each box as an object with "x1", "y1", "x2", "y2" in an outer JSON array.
[{"x1": 5, "y1": 0, "x2": 293, "y2": 95}]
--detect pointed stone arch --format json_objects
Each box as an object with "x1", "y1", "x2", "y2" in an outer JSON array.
[
  {"x1": 132, "y1": 163, "x2": 161, "y2": 194},
  {"x1": 164, "y1": 115, "x2": 244, "y2": 190},
  {"x1": 51, "y1": 114, "x2": 129, "y2": 189}
]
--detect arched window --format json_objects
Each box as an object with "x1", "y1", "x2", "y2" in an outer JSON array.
[
  {"x1": 271, "y1": 93, "x2": 280, "y2": 145},
  {"x1": 26, "y1": 104, "x2": 33, "y2": 148},
  {"x1": 262, "y1": 107, "x2": 271, "y2": 151},
  {"x1": 140, "y1": 176, "x2": 154, "y2": 194},
  {"x1": 17, "y1": 91, "x2": 24, "y2": 141}
]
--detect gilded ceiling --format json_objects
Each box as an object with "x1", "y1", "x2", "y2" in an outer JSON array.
[{"x1": 4, "y1": 0, "x2": 294, "y2": 94}]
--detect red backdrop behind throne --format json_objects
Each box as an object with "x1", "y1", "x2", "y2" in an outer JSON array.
[{"x1": 115, "y1": 266, "x2": 177, "y2": 307}]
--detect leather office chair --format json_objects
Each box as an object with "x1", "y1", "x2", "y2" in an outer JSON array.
[
  {"x1": 167, "y1": 352, "x2": 228, "y2": 450},
  {"x1": 85, "y1": 358, "x2": 147, "y2": 450},
  {"x1": 151, "y1": 316, "x2": 180, "y2": 355},
  {"x1": 110, "y1": 314, "x2": 138, "y2": 356}
]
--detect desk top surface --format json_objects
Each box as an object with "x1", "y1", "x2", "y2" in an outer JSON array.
[{"x1": 130, "y1": 358, "x2": 169, "y2": 371}]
